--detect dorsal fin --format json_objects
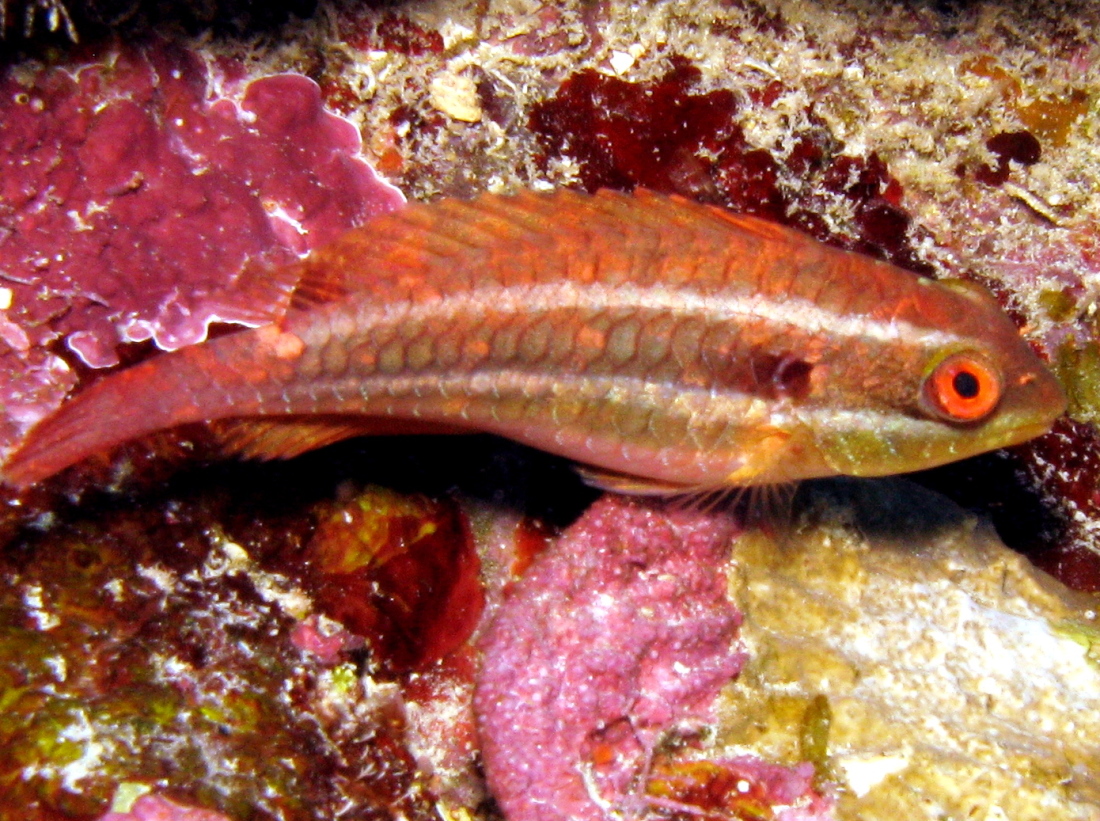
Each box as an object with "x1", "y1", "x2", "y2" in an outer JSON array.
[
  {"x1": 284, "y1": 188, "x2": 758, "y2": 314},
  {"x1": 287, "y1": 262, "x2": 350, "y2": 310},
  {"x1": 283, "y1": 193, "x2": 559, "y2": 311},
  {"x1": 227, "y1": 254, "x2": 306, "y2": 324}
]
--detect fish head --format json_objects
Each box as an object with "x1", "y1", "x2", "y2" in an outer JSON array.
[{"x1": 809, "y1": 278, "x2": 1066, "y2": 479}]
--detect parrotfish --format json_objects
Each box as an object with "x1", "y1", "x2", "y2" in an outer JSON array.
[{"x1": 1, "y1": 189, "x2": 1066, "y2": 492}]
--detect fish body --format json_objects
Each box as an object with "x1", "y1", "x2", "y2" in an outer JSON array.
[{"x1": 1, "y1": 189, "x2": 1066, "y2": 490}]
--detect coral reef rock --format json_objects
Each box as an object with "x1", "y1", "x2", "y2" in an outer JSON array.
[{"x1": 721, "y1": 479, "x2": 1100, "y2": 821}]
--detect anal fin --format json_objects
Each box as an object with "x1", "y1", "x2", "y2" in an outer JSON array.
[{"x1": 210, "y1": 415, "x2": 472, "y2": 461}]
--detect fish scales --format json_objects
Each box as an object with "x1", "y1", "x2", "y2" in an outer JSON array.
[{"x1": 1, "y1": 189, "x2": 1065, "y2": 491}]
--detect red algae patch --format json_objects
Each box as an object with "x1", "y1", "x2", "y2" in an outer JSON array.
[
  {"x1": 0, "y1": 40, "x2": 402, "y2": 452},
  {"x1": 646, "y1": 757, "x2": 831, "y2": 821},
  {"x1": 289, "y1": 613, "x2": 359, "y2": 664},
  {"x1": 527, "y1": 59, "x2": 928, "y2": 274},
  {"x1": 303, "y1": 486, "x2": 484, "y2": 674},
  {"x1": 475, "y1": 497, "x2": 829, "y2": 821}
]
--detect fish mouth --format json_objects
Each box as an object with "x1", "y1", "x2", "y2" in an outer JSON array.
[
  {"x1": 997, "y1": 417, "x2": 1060, "y2": 448},
  {"x1": 993, "y1": 370, "x2": 1067, "y2": 448}
]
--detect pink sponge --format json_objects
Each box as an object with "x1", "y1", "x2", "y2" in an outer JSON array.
[{"x1": 475, "y1": 496, "x2": 747, "y2": 821}]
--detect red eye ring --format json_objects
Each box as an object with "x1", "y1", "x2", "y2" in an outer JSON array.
[{"x1": 924, "y1": 352, "x2": 1002, "y2": 422}]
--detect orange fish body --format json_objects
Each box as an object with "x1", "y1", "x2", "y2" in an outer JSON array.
[{"x1": 1, "y1": 189, "x2": 1066, "y2": 490}]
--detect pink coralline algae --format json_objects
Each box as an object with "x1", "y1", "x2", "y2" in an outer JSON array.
[
  {"x1": 476, "y1": 497, "x2": 777, "y2": 821},
  {"x1": 289, "y1": 613, "x2": 359, "y2": 665},
  {"x1": 98, "y1": 794, "x2": 233, "y2": 821},
  {"x1": 0, "y1": 40, "x2": 403, "y2": 452}
]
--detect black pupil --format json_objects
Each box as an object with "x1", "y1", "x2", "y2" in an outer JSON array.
[{"x1": 953, "y1": 370, "x2": 981, "y2": 399}]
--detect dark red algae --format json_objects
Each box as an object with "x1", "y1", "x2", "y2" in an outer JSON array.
[
  {"x1": 1020, "y1": 418, "x2": 1100, "y2": 592},
  {"x1": 972, "y1": 130, "x2": 1043, "y2": 187},
  {"x1": 366, "y1": 13, "x2": 445, "y2": 55},
  {"x1": 475, "y1": 496, "x2": 832, "y2": 821},
  {"x1": 528, "y1": 58, "x2": 929, "y2": 274}
]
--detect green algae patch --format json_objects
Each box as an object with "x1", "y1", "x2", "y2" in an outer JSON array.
[
  {"x1": 0, "y1": 569, "x2": 323, "y2": 819},
  {"x1": 1055, "y1": 340, "x2": 1100, "y2": 425},
  {"x1": 1038, "y1": 288, "x2": 1079, "y2": 323},
  {"x1": 799, "y1": 694, "x2": 834, "y2": 779},
  {"x1": 109, "y1": 782, "x2": 154, "y2": 814},
  {"x1": 1053, "y1": 619, "x2": 1100, "y2": 669}
]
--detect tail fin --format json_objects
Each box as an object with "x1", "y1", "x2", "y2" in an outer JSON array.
[{"x1": 2, "y1": 327, "x2": 296, "y2": 488}]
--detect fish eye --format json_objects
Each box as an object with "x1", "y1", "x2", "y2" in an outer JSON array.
[{"x1": 923, "y1": 351, "x2": 1002, "y2": 423}]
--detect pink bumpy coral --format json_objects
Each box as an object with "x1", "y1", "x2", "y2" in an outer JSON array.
[
  {"x1": 475, "y1": 497, "x2": 748, "y2": 821},
  {"x1": 0, "y1": 40, "x2": 402, "y2": 452},
  {"x1": 98, "y1": 794, "x2": 232, "y2": 821}
]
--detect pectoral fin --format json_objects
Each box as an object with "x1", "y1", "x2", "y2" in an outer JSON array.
[{"x1": 724, "y1": 428, "x2": 794, "y2": 485}]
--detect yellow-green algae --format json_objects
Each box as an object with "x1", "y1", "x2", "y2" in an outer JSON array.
[
  {"x1": 0, "y1": 538, "x2": 316, "y2": 819},
  {"x1": 0, "y1": 488, "x2": 441, "y2": 821},
  {"x1": 1056, "y1": 339, "x2": 1100, "y2": 426}
]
